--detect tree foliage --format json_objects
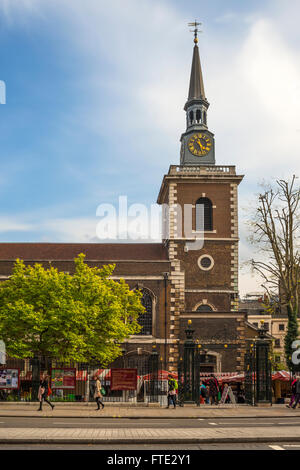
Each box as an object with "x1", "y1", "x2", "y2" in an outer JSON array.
[
  {"x1": 0, "y1": 254, "x2": 144, "y2": 365},
  {"x1": 248, "y1": 176, "x2": 300, "y2": 368}
]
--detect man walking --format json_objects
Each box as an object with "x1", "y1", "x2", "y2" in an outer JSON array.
[{"x1": 166, "y1": 374, "x2": 178, "y2": 409}]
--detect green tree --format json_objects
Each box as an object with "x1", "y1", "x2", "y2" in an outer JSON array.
[
  {"x1": 248, "y1": 176, "x2": 300, "y2": 369},
  {"x1": 0, "y1": 254, "x2": 144, "y2": 365}
]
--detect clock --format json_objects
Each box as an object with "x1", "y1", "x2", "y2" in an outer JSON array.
[{"x1": 188, "y1": 133, "x2": 212, "y2": 157}]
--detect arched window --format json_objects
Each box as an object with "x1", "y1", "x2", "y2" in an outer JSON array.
[
  {"x1": 196, "y1": 197, "x2": 213, "y2": 231},
  {"x1": 137, "y1": 290, "x2": 153, "y2": 336},
  {"x1": 189, "y1": 110, "x2": 194, "y2": 125},
  {"x1": 196, "y1": 109, "x2": 201, "y2": 123},
  {"x1": 203, "y1": 111, "x2": 207, "y2": 125},
  {"x1": 196, "y1": 304, "x2": 213, "y2": 312}
]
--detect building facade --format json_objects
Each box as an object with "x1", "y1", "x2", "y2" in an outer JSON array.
[{"x1": 0, "y1": 31, "x2": 247, "y2": 373}]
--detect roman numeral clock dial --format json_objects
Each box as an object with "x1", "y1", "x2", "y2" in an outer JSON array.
[{"x1": 188, "y1": 133, "x2": 212, "y2": 157}]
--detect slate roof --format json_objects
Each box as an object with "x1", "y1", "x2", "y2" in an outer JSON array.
[{"x1": 0, "y1": 243, "x2": 169, "y2": 261}]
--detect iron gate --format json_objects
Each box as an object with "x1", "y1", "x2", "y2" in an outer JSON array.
[{"x1": 244, "y1": 342, "x2": 272, "y2": 406}]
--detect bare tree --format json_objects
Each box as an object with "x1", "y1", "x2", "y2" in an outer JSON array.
[{"x1": 249, "y1": 176, "x2": 300, "y2": 369}]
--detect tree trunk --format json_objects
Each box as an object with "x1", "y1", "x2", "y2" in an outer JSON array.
[{"x1": 31, "y1": 356, "x2": 40, "y2": 401}]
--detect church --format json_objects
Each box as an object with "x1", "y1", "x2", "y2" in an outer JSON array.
[{"x1": 0, "y1": 27, "x2": 246, "y2": 373}]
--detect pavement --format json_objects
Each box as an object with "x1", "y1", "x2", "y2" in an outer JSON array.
[
  {"x1": 1, "y1": 403, "x2": 300, "y2": 444},
  {"x1": 1, "y1": 402, "x2": 300, "y2": 419}
]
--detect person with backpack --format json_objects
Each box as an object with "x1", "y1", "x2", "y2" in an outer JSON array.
[{"x1": 166, "y1": 374, "x2": 178, "y2": 409}]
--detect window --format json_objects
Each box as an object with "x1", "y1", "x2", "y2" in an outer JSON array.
[
  {"x1": 265, "y1": 323, "x2": 269, "y2": 331},
  {"x1": 253, "y1": 322, "x2": 258, "y2": 328},
  {"x1": 275, "y1": 356, "x2": 281, "y2": 363},
  {"x1": 137, "y1": 290, "x2": 153, "y2": 336},
  {"x1": 196, "y1": 304, "x2": 213, "y2": 312},
  {"x1": 196, "y1": 197, "x2": 213, "y2": 231},
  {"x1": 279, "y1": 324, "x2": 285, "y2": 331},
  {"x1": 196, "y1": 109, "x2": 201, "y2": 123},
  {"x1": 189, "y1": 110, "x2": 194, "y2": 125},
  {"x1": 198, "y1": 254, "x2": 214, "y2": 271},
  {"x1": 203, "y1": 111, "x2": 207, "y2": 125},
  {"x1": 275, "y1": 339, "x2": 281, "y2": 348}
]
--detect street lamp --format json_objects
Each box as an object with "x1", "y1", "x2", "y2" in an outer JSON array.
[{"x1": 182, "y1": 319, "x2": 196, "y2": 403}]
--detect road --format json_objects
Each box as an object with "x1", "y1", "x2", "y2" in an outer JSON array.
[
  {"x1": 0, "y1": 416, "x2": 300, "y2": 451},
  {"x1": 1, "y1": 416, "x2": 300, "y2": 428}
]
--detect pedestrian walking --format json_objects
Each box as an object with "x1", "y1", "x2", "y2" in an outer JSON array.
[
  {"x1": 166, "y1": 374, "x2": 178, "y2": 409},
  {"x1": 208, "y1": 374, "x2": 220, "y2": 405},
  {"x1": 37, "y1": 374, "x2": 54, "y2": 411},
  {"x1": 286, "y1": 375, "x2": 297, "y2": 408},
  {"x1": 291, "y1": 377, "x2": 300, "y2": 410},
  {"x1": 94, "y1": 375, "x2": 105, "y2": 410},
  {"x1": 199, "y1": 380, "x2": 207, "y2": 405}
]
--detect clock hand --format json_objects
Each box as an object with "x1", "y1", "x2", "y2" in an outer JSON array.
[{"x1": 196, "y1": 139, "x2": 204, "y2": 149}]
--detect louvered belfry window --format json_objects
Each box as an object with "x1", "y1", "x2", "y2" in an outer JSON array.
[
  {"x1": 196, "y1": 197, "x2": 213, "y2": 231},
  {"x1": 138, "y1": 290, "x2": 153, "y2": 336}
]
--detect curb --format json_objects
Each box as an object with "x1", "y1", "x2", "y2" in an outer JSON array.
[
  {"x1": 0, "y1": 414, "x2": 299, "y2": 419},
  {"x1": 0, "y1": 436, "x2": 300, "y2": 445}
]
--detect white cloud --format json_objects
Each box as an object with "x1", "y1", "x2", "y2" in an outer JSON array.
[
  {"x1": 0, "y1": 217, "x2": 33, "y2": 233},
  {"x1": 0, "y1": 1, "x2": 299, "y2": 295}
]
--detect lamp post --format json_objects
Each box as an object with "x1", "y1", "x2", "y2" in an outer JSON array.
[
  {"x1": 149, "y1": 343, "x2": 159, "y2": 402},
  {"x1": 183, "y1": 320, "x2": 196, "y2": 403}
]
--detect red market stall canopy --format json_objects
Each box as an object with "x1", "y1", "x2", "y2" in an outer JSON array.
[
  {"x1": 202, "y1": 371, "x2": 292, "y2": 384},
  {"x1": 199, "y1": 373, "x2": 241, "y2": 384},
  {"x1": 142, "y1": 370, "x2": 178, "y2": 381},
  {"x1": 272, "y1": 371, "x2": 291, "y2": 382}
]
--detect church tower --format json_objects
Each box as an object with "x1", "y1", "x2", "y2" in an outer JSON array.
[
  {"x1": 157, "y1": 23, "x2": 246, "y2": 373},
  {"x1": 180, "y1": 28, "x2": 215, "y2": 166}
]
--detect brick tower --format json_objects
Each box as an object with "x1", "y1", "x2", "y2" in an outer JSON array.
[{"x1": 157, "y1": 25, "x2": 246, "y2": 372}]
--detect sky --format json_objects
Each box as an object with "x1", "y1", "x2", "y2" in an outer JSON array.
[{"x1": 0, "y1": 0, "x2": 299, "y2": 296}]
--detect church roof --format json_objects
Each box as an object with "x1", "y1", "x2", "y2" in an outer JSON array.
[{"x1": 0, "y1": 243, "x2": 169, "y2": 261}]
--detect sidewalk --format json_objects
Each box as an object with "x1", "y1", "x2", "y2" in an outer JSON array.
[
  {"x1": 1, "y1": 403, "x2": 300, "y2": 419},
  {"x1": 0, "y1": 425, "x2": 300, "y2": 444}
]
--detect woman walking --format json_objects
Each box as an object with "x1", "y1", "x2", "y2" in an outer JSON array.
[
  {"x1": 94, "y1": 375, "x2": 105, "y2": 410},
  {"x1": 37, "y1": 374, "x2": 54, "y2": 411}
]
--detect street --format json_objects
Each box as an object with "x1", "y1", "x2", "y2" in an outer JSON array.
[{"x1": 1, "y1": 416, "x2": 300, "y2": 429}]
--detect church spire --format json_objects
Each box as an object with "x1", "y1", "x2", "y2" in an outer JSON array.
[
  {"x1": 180, "y1": 22, "x2": 215, "y2": 166},
  {"x1": 188, "y1": 41, "x2": 206, "y2": 101},
  {"x1": 184, "y1": 21, "x2": 209, "y2": 127}
]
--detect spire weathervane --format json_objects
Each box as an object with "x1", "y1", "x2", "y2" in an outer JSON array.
[{"x1": 188, "y1": 20, "x2": 202, "y2": 44}]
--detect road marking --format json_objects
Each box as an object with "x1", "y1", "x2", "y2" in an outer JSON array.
[
  {"x1": 283, "y1": 445, "x2": 300, "y2": 448},
  {"x1": 198, "y1": 419, "x2": 204, "y2": 421},
  {"x1": 53, "y1": 422, "x2": 96, "y2": 425},
  {"x1": 277, "y1": 422, "x2": 300, "y2": 425},
  {"x1": 269, "y1": 445, "x2": 285, "y2": 451},
  {"x1": 209, "y1": 422, "x2": 218, "y2": 426}
]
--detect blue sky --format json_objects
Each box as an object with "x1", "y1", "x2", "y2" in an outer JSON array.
[{"x1": 0, "y1": 0, "x2": 299, "y2": 294}]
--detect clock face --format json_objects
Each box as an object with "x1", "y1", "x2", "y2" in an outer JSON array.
[{"x1": 188, "y1": 133, "x2": 212, "y2": 157}]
